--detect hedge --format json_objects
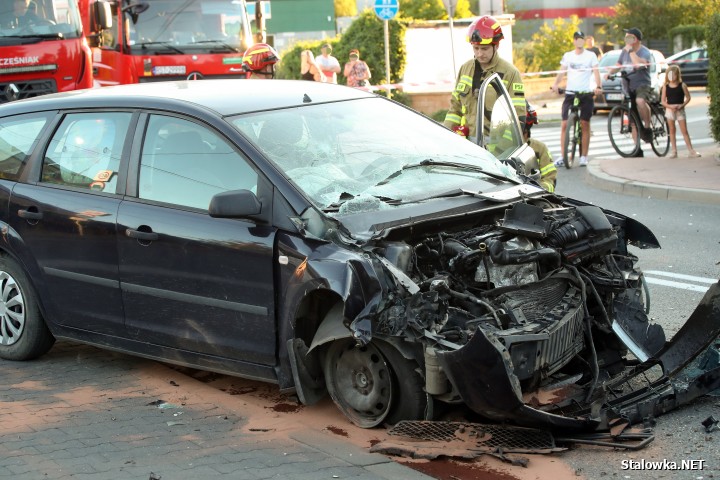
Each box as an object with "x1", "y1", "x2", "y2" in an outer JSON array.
[{"x1": 708, "y1": 14, "x2": 720, "y2": 142}]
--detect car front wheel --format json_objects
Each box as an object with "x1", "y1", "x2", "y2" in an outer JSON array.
[
  {"x1": 0, "y1": 256, "x2": 54, "y2": 360},
  {"x1": 323, "y1": 338, "x2": 427, "y2": 428}
]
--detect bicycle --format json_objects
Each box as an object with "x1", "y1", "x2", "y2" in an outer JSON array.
[
  {"x1": 557, "y1": 89, "x2": 591, "y2": 169},
  {"x1": 607, "y1": 74, "x2": 670, "y2": 157}
]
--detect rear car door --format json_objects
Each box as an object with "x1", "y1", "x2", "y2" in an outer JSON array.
[
  {"x1": 117, "y1": 113, "x2": 277, "y2": 367},
  {"x1": 9, "y1": 111, "x2": 134, "y2": 335}
]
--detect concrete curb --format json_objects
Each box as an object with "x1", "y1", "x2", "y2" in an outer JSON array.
[{"x1": 585, "y1": 161, "x2": 720, "y2": 205}]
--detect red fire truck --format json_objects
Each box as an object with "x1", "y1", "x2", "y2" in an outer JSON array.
[
  {"x1": 0, "y1": 0, "x2": 107, "y2": 103},
  {"x1": 85, "y1": 0, "x2": 253, "y2": 86}
]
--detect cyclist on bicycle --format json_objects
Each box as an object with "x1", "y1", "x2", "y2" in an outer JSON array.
[
  {"x1": 605, "y1": 27, "x2": 654, "y2": 156},
  {"x1": 551, "y1": 30, "x2": 602, "y2": 167},
  {"x1": 521, "y1": 103, "x2": 557, "y2": 192},
  {"x1": 443, "y1": 15, "x2": 525, "y2": 140}
]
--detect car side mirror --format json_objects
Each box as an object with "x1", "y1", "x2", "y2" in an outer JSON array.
[{"x1": 209, "y1": 189, "x2": 262, "y2": 219}]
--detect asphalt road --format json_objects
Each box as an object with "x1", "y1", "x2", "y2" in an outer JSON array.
[{"x1": 533, "y1": 98, "x2": 720, "y2": 479}]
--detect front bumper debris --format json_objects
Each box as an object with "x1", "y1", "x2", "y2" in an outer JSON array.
[{"x1": 437, "y1": 281, "x2": 720, "y2": 432}]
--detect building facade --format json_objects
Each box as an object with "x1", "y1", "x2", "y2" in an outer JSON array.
[{"x1": 509, "y1": 0, "x2": 616, "y2": 44}]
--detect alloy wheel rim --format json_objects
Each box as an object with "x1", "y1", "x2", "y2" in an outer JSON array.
[{"x1": 0, "y1": 271, "x2": 25, "y2": 346}]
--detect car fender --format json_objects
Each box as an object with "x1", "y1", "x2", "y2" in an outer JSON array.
[{"x1": 275, "y1": 232, "x2": 383, "y2": 391}]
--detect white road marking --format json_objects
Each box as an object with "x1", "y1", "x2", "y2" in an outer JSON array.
[
  {"x1": 644, "y1": 270, "x2": 718, "y2": 284},
  {"x1": 643, "y1": 277, "x2": 710, "y2": 293}
]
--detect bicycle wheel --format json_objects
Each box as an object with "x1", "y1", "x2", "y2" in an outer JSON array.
[
  {"x1": 649, "y1": 105, "x2": 670, "y2": 157},
  {"x1": 608, "y1": 106, "x2": 640, "y2": 157},
  {"x1": 563, "y1": 113, "x2": 579, "y2": 168}
]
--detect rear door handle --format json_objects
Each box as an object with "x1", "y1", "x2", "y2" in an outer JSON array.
[
  {"x1": 125, "y1": 228, "x2": 158, "y2": 242},
  {"x1": 18, "y1": 209, "x2": 43, "y2": 220}
]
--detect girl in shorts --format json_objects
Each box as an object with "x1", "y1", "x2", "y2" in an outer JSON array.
[{"x1": 661, "y1": 64, "x2": 700, "y2": 158}]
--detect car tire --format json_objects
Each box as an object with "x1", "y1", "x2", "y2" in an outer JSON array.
[
  {"x1": 0, "y1": 255, "x2": 54, "y2": 360},
  {"x1": 323, "y1": 338, "x2": 427, "y2": 428}
]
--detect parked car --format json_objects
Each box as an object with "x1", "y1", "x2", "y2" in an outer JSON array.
[
  {"x1": 594, "y1": 49, "x2": 667, "y2": 112},
  {"x1": 1, "y1": 80, "x2": 718, "y2": 431},
  {"x1": 666, "y1": 46, "x2": 709, "y2": 87}
]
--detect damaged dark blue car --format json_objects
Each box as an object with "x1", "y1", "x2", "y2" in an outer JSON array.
[{"x1": 0, "y1": 79, "x2": 718, "y2": 434}]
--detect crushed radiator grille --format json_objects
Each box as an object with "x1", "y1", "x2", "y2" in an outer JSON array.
[{"x1": 387, "y1": 420, "x2": 557, "y2": 451}]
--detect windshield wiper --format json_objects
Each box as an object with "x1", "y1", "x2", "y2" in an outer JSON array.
[
  {"x1": 189, "y1": 40, "x2": 239, "y2": 52},
  {"x1": 139, "y1": 41, "x2": 184, "y2": 54},
  {"x1": 3, "y1": 32, "x2": 64, "y2": 39},
  {"x1": 375, "y1": 158, "x2": 519, "y2": 186}
]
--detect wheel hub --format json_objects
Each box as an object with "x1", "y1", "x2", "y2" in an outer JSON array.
[{"x1": 325, "y1": 342, "x2": 394, "y2": 428}]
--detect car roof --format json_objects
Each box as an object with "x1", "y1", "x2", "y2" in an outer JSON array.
[
  {"x1": 0, "y1": 80, "x2": 374, "y2": 117},
  {"x1": 666, "y1": 46, "x2": 707, "y2": 61}
]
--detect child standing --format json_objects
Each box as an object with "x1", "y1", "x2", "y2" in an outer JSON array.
[{"x1": 661, "y1": 65, "x2": 701, "y2": 158}]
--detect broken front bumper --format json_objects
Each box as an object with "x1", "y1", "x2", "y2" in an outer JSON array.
[{"x1": 437, "y1": 281, "x2": 720, "y2": 432}]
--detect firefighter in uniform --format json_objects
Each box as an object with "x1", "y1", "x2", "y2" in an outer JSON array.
[
  {"x1": 242, "y1": 43, "x2": 280, "y2": 79},
  {"x1": 522, "y1": 103, "x2": 557, "y2": 192},
  {"x1": 444, "y1": 15, "x2": 526, "y2": 141}
]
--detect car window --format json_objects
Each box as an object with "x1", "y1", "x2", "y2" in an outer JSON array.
[
  {"x1": 0, "y1": 113, "x2": 50, "y2": 181},
  {"x1": 138, "y1": 115, "x2": 258, "y2": 210},
  {"x1": 42, "y1": 112, "x2": 132, "y2": 193},
  {"x1": 598, "y1": 51, "x2": 620, "y2": 68}
]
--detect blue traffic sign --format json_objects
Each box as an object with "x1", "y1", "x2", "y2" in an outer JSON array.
[{"x1": 374, "y1": 0, "x2": 399, "y2": 21}]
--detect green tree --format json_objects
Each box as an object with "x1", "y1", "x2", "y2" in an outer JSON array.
[
  {"x1": 335, "y1": 10, "x2": 407, "y2": 84},
  {"x1": 334, "y1": 0, "x2": 357, "y2": 17},
  {"x1": 399, "y1": 0, "x2": 473, "y2": 20},
  {"x1": 530, "y1": 15, "x2": 582, "y2": 74},
  {"x1": 513, "y1": 41, "x2": 542, "y2": 74},
  {"x1": 708, "y1": 14, "x2": 720, "y2": 142},
  {"x1": 604, "y1": 0, "x2": 720, "y2": 43}
]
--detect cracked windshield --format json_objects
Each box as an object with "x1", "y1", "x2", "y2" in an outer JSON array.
[{"x1": 231, "y1": 98, "x2": 519, "y2": 214}]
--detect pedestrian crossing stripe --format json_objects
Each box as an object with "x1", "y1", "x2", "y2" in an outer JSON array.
[{"x1": 529, "y1": 127, "x2": 714, "y2": 161}]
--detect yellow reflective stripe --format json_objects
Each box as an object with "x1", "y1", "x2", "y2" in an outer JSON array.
[
  {"x1": 502, "y1": 130, "x2": 513, "y2": 141},
  {"x1": 512, "y1": 98, "x2": 525, "y2": 106},
  {"x1": 543, "y1": 182, "x2": 555, "y2": 193},
  {"x1": 540, "y1": 164, "x2": 557, "y2": 175},
  {"x1": 452, "y1": 91, "x2": 459, "y2": 100},
  {"x1": 491, "y1": 22, "x2": 500, "y2": 29},
  {"x1": 445, "y1": 113, "x2": 462, "y2": 124},
  {"x1": 512, "y1": 83, "x2": 524, "y2": 93},
  {"x1": 460, "y1": 75, "x2": 472, "y2": 84}
]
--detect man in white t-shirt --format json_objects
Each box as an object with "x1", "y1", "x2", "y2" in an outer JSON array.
[
  {"x1": 551, "y1": 31, "x2": 602, "y2": 167},
  {"x1": 316, "y1": 43, "x2": 341, "y2": 84}
]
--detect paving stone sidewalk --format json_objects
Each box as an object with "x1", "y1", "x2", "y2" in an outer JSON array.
[{"x1": 0, "y1": 341, "x2": 431, "y2": 480}]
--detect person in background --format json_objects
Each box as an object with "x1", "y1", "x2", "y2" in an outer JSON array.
[
  {"x1": 1, "y1": 0, "x2": 41, "y2": 28},
  {"x1": 585, "y1": 35, "x2": 603, "y2": 60},
  {"x1": 605, "y1": 27, "x2": 654, "y2": 156},
  {"x1": 522, "y1": 103, "x2": 557, "y2": 192},
  {"x1": 242, "y1": 43, "x2": 280, "y2": 79},
  {"x1": 343, "y1": 49, "x2": 371, "y2": 88},
  {"x1": 551, "y1": 30, "x2": 602, "y2": 167},
  {"x1": 316, "y1": 43, "x2": 340, "y2": 84},
  {"x1": 300, "y1": 50, "x2": 324, "y2": 82},
  {"x1": 661, "y1": 64, "x2": 701, "y2": 158},
  {"x1": 443, "y1": 15, "x2": 525, "y2": 141}
]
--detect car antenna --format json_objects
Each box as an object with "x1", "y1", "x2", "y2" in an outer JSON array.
[{"x1": 303, "y1": 94, "x2": 312, "y2": 103}]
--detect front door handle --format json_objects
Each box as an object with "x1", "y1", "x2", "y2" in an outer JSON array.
[
  {"x1": 125, "y1": 228, "x2": 159, "y2": 242},
  {"x1": 18, "y1": 209, "x2": 43, "y2": 220}
]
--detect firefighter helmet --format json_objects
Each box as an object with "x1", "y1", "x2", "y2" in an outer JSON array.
[
  {"x1": 242, "y1": 43, "x2": 280, "y2": 73},
  {"x1": 467, "y1": 16, "x2": 504, "y2": 45}
]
